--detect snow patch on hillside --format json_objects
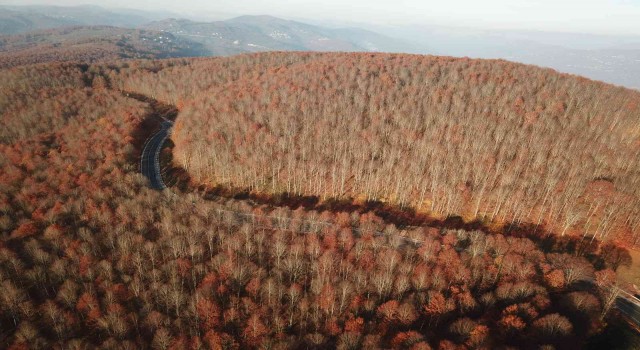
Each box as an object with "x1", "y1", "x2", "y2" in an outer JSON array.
[
  {"x1": 247, "y1": 43, "x2": 269, "y2": 49},
  {"x1": 269, "y1": 30, "x2": 291, "y2": 40}
]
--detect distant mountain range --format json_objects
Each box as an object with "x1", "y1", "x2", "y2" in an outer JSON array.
[
  {"x1": 484, "y1": 42, "x2": 640, "y2": 91},
  {"x1": 375, "y1": 24, "x2": 640, "y2": 90},
  {"x1": 0, "y1": 5, "x2": 165, "y2": 35},
  {"x1": 143, "y1": 16, "x2": 419, "y2": 55},
  {"x1": 0, "y1": 4, "x2": 639, "y2": 89},
  {"x1": 0, "y1": 6, "x2": 418, "y2": 56}
]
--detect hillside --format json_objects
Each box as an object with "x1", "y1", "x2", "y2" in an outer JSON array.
[
  {"x1": 0, "y1": 4, "x2": 162, "y2": 35},
  {"x1": 143, "y1": 16, "x2": 418, "y2": 56},
  {"x1": 0, "y1": 57, "x2": 635, "y2": 348},
  {"x1": 2, "y1": 4, "x2": 639, "y2": 90},
  {"x1": 0, "y1": 26, "x2": 209, "y2": 69},
  {"x1": 0, "y1": 11, "x2": 419, "y2": 67},
  {"x1": 109, "y1": 52, "x2": 640, "y2": 245}
]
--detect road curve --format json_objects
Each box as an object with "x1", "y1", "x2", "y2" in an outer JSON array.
[
  {"x1": 133, "y1": 98, "x2": 640, "y2": 330},
  {"x1": 140, "y1": 121, "x2": 173, "y2": 190},
  {"x1": 616, "y1": 291, "x2": 640, "y2": 329}
]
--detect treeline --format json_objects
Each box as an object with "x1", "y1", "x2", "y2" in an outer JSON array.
[
  {"x1": 108, "y1": 52, "x2": 640, "y2": 245},
  {"x1": 110, "y1": 53, "x2": 316, "y2": 107}
]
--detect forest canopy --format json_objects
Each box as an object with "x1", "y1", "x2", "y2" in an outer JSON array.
[
  {"x1": 110, "y1": 52, "x2": 640, "y2": 245},
  {"x1": 0, "y1": 53, "x2": 637, "y2": 349},
  {"x1": 0, "y1": 26, "x2": 207, "y2": 70}
]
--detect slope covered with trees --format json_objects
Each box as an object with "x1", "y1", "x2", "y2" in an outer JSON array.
[
  {"x1": 0, "y1": 63, "x2": 112, "y2": 143},
  {"x1": 0, "y1": 55, "x2": 636, "y2": 348},
  {"x1": 0, "y1": 26, "x2": 208, "y2": 69},
  {"x1": 112, "y1": 52, "x2": 640, "y2": 245}
]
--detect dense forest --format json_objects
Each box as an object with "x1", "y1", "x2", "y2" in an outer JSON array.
[
  {"x1": 110, "y1": 52, "x2": 640, "y2": 245},
  {"x1": 0, "y1": 26, "x2": 207, "y2": 69},
  {"x1": 0, "y1": 53, "x2": 637, "y2": 348}
]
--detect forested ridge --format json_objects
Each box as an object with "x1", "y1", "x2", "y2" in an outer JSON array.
[
  {"x1": 111, "y1": 52, "x2": 640, "y2": 246},
  {"x1": 0, "y1": 26, "x2": 207, "y2": 70},
  {"x1": 0, "y1": 53, "x2": 637, "y2": 348}
]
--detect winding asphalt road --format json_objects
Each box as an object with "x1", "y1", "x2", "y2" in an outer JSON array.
[
  {"x1": 136, "y1": 113, "x2": 640, "y2": 332},
  {"x1": 140, "y1": 121, "x2": 173, "y2": 190},
  {"x1": 616, "y1": 290, "x2": 640, "y2": 330},
  {"x1": 618, "y1": 298, "x2": 640, "y2": 324}
]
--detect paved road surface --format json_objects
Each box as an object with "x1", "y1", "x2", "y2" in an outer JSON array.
[
  {"x1": 138, "y1": 117, "x2": 640, "y2": 331},
  {"x1": 140, "y1": 121, "x2": 173, "y2": 190},
  {"x1": 616, "y1": 290, "x2": 640, "y2": 329}
]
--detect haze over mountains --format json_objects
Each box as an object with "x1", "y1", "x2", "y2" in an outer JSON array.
[
  {"x1": 144, "y1": 16, "x2": 418, "y2": 56},
  {"x1": 375, "y1": 24, "x2": 640, "y2": 90},
  {"x1": 0, "y1": 5, "x2": 418, "y2": 57},
  {"x1": 0, "y1": 4, "x2": 169, "y2": 34},
  {"x1": 1, "y1": 4, "x2": 639, "y2": 89}
]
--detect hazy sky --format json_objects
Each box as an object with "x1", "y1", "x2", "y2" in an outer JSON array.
[{"x1": 5, "y1": 0, "x2": 640, "y2": 35}]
